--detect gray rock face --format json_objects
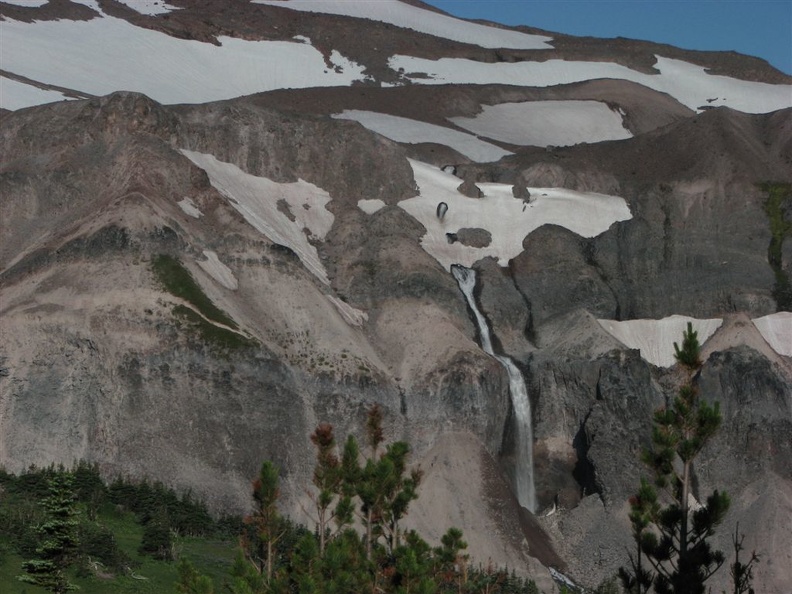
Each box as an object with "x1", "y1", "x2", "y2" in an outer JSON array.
[
  {"x1": 511, "y1": 225, "x2": 618, "y2": 327},
  {"x1": 0, "y1": 92, "x2": 509, "y2": 522},
  {"x1": 529, "y1": 344, "x2": 792, "y2": 592},
  {"x1": 699, "y1": 347, "x2": 792, "y2": 482}
]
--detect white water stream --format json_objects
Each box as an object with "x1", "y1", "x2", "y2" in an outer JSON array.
[{"x1": 451, "y1": 264, "x2": 537, "y2": 512}]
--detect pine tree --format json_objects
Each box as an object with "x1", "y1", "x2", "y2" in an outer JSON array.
[
  {"x1": 356, "y1": 405, "x2": 423, "y2": 561},
  {"x1": 18, "y1": 472, "x2": 80, "y2": 593},
  {"x1": 310, "y1": 422, "x2": 354, "y2": 556},
  {"x1": 139, "y1": 506, "x2": 173, "y2": 560},
  {"x1": 242, "y1": 461, "x2": 285, "y2": 586},
  {"x1": 176, "y1": 557, "x2": 215, "y2": 594},
  {"x1": 729, "y1": 523, "x2": 759, "y2": 594},
  {"x1": 621, "y1": 323, "x2": 730, "y2": 594}
]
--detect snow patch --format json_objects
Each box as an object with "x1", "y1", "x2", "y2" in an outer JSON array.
[
  {"x1": 752, "y1": 312, "x2": 792, "y2": 357},
  {"x1": 2, "y1": 0, "x2": 48, "y2": 6},
  {"x1": 399, "y1": 160, "x2": 631, "y2": 269},
  {"x1": 0, "y1": 15, "x2": 367, "y2": 105},
  {"x1": 177, "y1": 197, "x2": 203, "y2": 219},
  {"x1": 198, "y1": 250, "x2": 238, "y2": 291},
  {"x1": 180, "y1": 150, "x2": 334, "y2": 285},
  {"x1": 114, "y1": 0, "x2": 180, "y2": 15},
  {"x1": 389, "y1": 55, "x2": 792, "y2": 115},
  {"x1": 358, "y1": 199, "x2": 387, "y2": 215},
  {"x1": 333, "y1": 110, "x2": 511, "y2": 163},
  {"x1": 253, "y1": 0, "x2": 553, "y2": 50},
  {"x1": 0, "y1": 76, "x2": 69, "y2": 111},
  {"x1": 597, "y1": 315, "x2": 723, "y2": 367},
  {"x1": 450, "y1": 100, "x2": 632, "y2": 147},
  {"x1": 549, "y1": 568, "x2": 579, "y2": 591}
]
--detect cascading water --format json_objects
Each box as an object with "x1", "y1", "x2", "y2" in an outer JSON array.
[{"x1": 451, "y1": 264, "x2": 537, "y2": 513}]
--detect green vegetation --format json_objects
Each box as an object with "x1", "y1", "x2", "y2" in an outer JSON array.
[
  {"x1": 1, "y1": 413, "x2": 544, "y2": 594},
  {"x1": 18, "y1": 473, "x2": 80, "y2": 593},
  {"x1": 620, "y1": 323, "x2": 731, "y2": 594},
  {"x1": 761, "y1": 182, "x2": 792, "y2": 310},
  {"x1": 172, "y1": 305, "x2": 257, "y2": 351},
  {"x1": 228, "y1": 405, "x2": 543, "y2": 594},
  {"x1": 151, "y1": 254, "x2": 257, "y2": 350},
  {"x1": 0, "y1": 462, "x2": 240, "y2": 594}
]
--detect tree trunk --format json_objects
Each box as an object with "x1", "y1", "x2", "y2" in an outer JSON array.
[
  {"x1": 266, "y1": 539, "x2": 273, "y2": 583},
  {"x1": 366, "y1": 509, "x2": 373, "y2": 560},
  {"x1": 681, "y1": 459, "x2": 690, "y2": 555},
  {"x1": 319, "y1": 507, "x2": 326, "y2": 556}
]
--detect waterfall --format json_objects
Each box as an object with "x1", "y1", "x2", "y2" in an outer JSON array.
[{"x1": 451, "y1": 264, "x2": 537, "y2": 513}]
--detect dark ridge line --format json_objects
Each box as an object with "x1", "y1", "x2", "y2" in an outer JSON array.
[{"x1": 0, "y1": 68, "x2": 96, "y2": 101}]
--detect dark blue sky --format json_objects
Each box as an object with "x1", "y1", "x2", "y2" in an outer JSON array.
[{"x1": 424, "y1": 1, "x2": 792, "y2": 75}]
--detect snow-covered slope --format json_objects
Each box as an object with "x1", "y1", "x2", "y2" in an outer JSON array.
[
  {"x1": 180, "y1": 149, "x2": 334, "y2": 285},
  {"x1": 389, "y1": 55, "x2": 792, "y2": 114},
  {"x1": 395, "y1": 161, "x2": 632, "y2": 269},
  {"x1": 253, "y1": 0, "x2": 553, "y2": 50},
  {"x1": 0, "y1": 77, "x2": 69, "y2": 111},
  {"x1": 333, "y1": 110, "x2": 512, "y2": 162},
  {"x1": 752, "y1": 312, "x2": 792, "y2": 357},
  {"x1": 597, "y1": 316, "x2": 723, "y2": 367},
  {"x1": 2, "y1": 3, "x2": 789, "y2": 114},
  {"x1": 0, "y1": 15, "x2": 367, "y2": 109},
  {"x1": 449, "y1": 101, "x2": 632, "y2": 147}
]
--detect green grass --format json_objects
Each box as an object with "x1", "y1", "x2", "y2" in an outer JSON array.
[
  {"x1": 1, "y1": 506, "x2": 236, "y2": 594},
  {"x1": 151, "y1": 254, "x2": 257, "y2": 351},
  {"x1": 761, "y1": 182, "x2": 792, "y2": 310},
  {"x1": 173, "y1": 305, "x2": 258, "y2": 351},
  {"x1": 151, "y1": 254, "x2": 238, "y2": 329}
]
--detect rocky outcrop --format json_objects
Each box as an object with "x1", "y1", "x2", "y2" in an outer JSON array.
[
  {"x1": 511, "y1": 225, "x2": 618, "y2": 327},
  {"x1": 457, "y1": 177, "x2": 484, "y2": 198}
]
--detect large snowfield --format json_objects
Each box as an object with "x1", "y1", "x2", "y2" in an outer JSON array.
[
  {"x1": 1, "y1": 0, "x2": 789, "y2": 364},
  {"x1": 396, "y1": 161, "x2": 632, "y2": 270},
  {"x1": 389, "y1": 55, "x2": 792, "y2": 114},
  {"x1": 333, "y1": 110, "x2": 513, "y2": 162},
  {"x1": 449, "y1": 101, "x2": 633, "y2": 147},
  {"x1": 2, "y1": 4, "x2": 790, "y2": 113},
  {"x1": 0, "y1": 76, "x2": 70, "y2": 111},
  {"x1": 0, "y1": 14, "x2": 368, "y2": 109},
  {"x1": 253, "y1": 0, "x2": 553, "y2": 50}
]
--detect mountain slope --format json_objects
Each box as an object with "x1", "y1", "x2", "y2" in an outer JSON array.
[{"x1": 1, "y1": 1, "x2": 791, "y2": 591}]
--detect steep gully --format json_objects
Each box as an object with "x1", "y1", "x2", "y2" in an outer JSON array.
[{"x1": 451, "y1": 265, "x2": 537, "y2": 513}]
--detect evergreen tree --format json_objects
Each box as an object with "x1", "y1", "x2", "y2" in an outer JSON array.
[
  {"x1": 728, "y1": 523, "x2": 759, "y2": 594},
  {"x1": 232, "y1": 406, "x2": 547, "y2": 594},
  {"x1": 357, "y1": 405, "x2": 423, "y2": 561},
  {"x1": 139, "y1": 506, "x2": 174, "y2": 560},
  {"x1": 433, "y1": 527, "x2": 469, "y2": 592},
  {"x1": 176, "y1": 557, "x2": 215, "y2": 594},
  {"x1": 621, "y1": 322, "x2": 730, "y2": 594},
  {"x1": 18, "y1": 472, "x2": 80, "y2": 593},
  {"x1": 310, "y1": 422, "x2": 353, "y2": 556},
  {"x1": 242, "y1": 461, "x2": 285, "y2": 586}
]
